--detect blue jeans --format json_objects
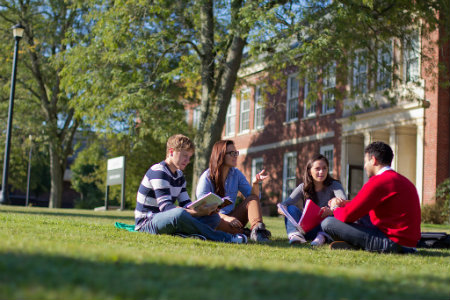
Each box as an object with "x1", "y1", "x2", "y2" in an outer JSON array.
[
  {"x1": 139, "y1": 207, "x2": 234, "y2": 242},
  {"x1": 321, "y1": 217, "x2": 404, "y2": 253},
  {"x1": 284, "y1": 205, "x2": 320, "y2": 240}
]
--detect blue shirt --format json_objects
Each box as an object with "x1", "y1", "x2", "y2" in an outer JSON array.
[{"x1": 196, "y1": 168, "x2": 252, "y2": 214}]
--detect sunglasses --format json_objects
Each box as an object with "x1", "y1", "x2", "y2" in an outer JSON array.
[{"x1": 225, "y1": 150, "x2": 239, "y2": 157}]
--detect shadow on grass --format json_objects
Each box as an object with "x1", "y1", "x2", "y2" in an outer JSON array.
[
  {"x1": 252, "y1": 239, "x2": 450, "y2": 257},
  {"x1": 0, "y1": 207, "x2": 134, "y2": 222},
  {"x1": 0, "y1": 252, "x2": 448, "y2": 300}
]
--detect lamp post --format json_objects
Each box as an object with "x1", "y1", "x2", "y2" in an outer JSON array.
[
  {"x1": 25, "y1": 135, "x2": 32, "y2": 206},
  {"x1": 0, "y1": 24, "x2": 25, "y2": 205}
]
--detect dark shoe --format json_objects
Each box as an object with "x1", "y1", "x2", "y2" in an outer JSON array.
[
  {"x1": 329, "y1": 241, "x2": 356, "y2": 250},
  {"x1": 250, "y1": 223, "x2": 271, "y2": 242},
  {"x1": 242, "y1": 227, "x2": 251, "y2": 238}
]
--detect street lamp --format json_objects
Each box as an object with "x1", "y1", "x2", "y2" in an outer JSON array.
[
  {"x1": 26, "y1": 135, "x2": 33, "y2": 207},
  {"x1": 0, "y1": 24, "x2": 25, "y2": 205}
]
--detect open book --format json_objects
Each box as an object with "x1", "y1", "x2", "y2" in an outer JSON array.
[
  {"x1": 277, "y1": 199, "x2": 325, "y2": 234},
  {"x1": 187, "y1": 192, "x2": 233, "y2": 210}
]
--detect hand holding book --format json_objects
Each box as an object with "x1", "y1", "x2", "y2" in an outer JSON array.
[
  {"x1": 187, "y1": 192, "x2": 233, "y2": 210},
  {"x1": 278, "y1": 199, "x2": 326, "y2": 234}
]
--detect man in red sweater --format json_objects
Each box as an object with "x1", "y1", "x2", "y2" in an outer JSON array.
[{"x1": 321, "y1": 141, "x2": 421, "y2": 253}]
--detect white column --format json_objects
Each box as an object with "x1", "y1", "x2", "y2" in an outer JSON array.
[
  {"x1": 363, "y1": 131, "x2": 371, "y2": 183},
  {"x1": 340, "y1": 135, "x2": 348, "y2": 197},
  {"x1": 416, "y1": 122, "x2": 424, "y2": 204},
  {"x1": 389, "y1": 127, "x2": 398, "y2": 171}
]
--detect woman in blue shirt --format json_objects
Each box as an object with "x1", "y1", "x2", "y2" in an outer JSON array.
[{"x1": 196, "y1": 140, "x2": 271, "y2": 242}]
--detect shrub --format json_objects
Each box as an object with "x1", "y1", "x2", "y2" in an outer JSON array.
[{"x1": 422, "y1": 178, "x2": 450, "y2": 224}]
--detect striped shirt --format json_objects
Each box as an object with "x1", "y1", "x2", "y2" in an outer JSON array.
[{"x1": 134, "y1": 161, "x2": 191, "y2": 230}]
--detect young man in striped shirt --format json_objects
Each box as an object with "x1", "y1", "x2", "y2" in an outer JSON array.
[{"x1": 135, "y1": 134, "x2": 247, "y2": 243}]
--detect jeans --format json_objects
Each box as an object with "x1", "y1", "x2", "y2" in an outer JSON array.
[
  {"x1": 139, "y1": 207, "x2": 234, "y2": 242},
  {"x1": 284, "y1": 205, "x2": 320, "y2": 240},
  {"x1": 321, "y1": 217, "x2": 404, "y2": 253}
]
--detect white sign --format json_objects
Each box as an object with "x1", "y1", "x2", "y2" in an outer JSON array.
[{"x1": 107, "y1": 156, "x2": 125, "y2": 171}]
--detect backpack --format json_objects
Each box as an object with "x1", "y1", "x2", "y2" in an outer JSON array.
[{"x1": 417, "y1": 232, "x2": 450, "y2": 249}]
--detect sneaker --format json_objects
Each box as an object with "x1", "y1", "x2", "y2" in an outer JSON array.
[
  {"x1": 289, "y1": 233, "x2": 307, "y2": 245},
  {"x1": 310, "y1": 233, "x2": 326, "y2": 246},
  {"x1": 188, "y1": 234, "x2": 207, "y2": 241},
  {"x1": 250, "y1": 223, "x2": 271, "y2": 242},
  {"x1": 174, "y1": 233, "x2": 206, "y2": 241},
  {"x1": 174, "y1": 233, "x2": 188, "y2": 238},
  {"x1": 242, "y1": 227, "x2": 251, "y2": 238},
  {"x1": 329, "y1": 241, "x2": 356, "y2": 250},
  {"x1": 231, "y1": 233, "x2": 248, "y2": 244}
]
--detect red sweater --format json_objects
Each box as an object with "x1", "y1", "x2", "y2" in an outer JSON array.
[{"x1": 334, "y1": 170, "x2": 421, "y2": 247}]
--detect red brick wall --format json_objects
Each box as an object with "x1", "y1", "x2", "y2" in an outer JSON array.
[
  {"x1": 225, "y1": 70, "x2": 343, "y2": 204},
  {"x1": 422, "y1": 24, "x2": 450, "y2": 204}
]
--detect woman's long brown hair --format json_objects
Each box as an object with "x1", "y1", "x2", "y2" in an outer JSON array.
[
  {"x1": 209, "y1": 140, "x2": 234, "y2": 197},
  {"x1": 303, "y1": 154, "x2": 335, "y2": 205}
]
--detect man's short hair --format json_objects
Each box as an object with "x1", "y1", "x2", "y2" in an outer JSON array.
[
  {"x1": 166, "y1": 134, "x2": 195, "y2": 155},
  {"x1": 364, "y1": 141, "x2": 394, "y2": 166}
]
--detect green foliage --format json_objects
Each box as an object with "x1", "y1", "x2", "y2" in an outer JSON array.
[
  {"x1": 0, "y1": 0, "x2": 91, "y2": 207},
  {"x1": 422, "y1": 178, "x2": 450, "y2": 224},
  {"x1": 0, "y1": 132, "x2": 50, "y2": 198},
  {"x1": 69, "y1": 129, "x2": 194, "y2": 210},
  {"x1": 61, "y1": 0, "x2": 189, "y2": 143},
  {"x1": 252, "y1": 0, "x2": 450, "y2": 105},
  {"x1": 71, "y1": 140, "x2": 105, "y2": 209},
  {"x1": 1, "y1": 206, "x2": 450, "y2": 300}
]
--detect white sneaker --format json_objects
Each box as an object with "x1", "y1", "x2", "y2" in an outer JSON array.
[
  {"x1": 231, "y1": 233, "x2": 248, "y2": 244},
  {"x1": 310, "y1": 233, "x2": 326, "y2": 246},
  {"x1": 289, "y1": 233, "x2": 306, "y2": 244}
]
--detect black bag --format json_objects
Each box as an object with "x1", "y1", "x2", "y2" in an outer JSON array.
[{"x1": 417, "y1": 232, "x2": 450, "y2": 249}]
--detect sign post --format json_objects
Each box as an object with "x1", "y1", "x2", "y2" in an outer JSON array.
[{"x1": 105, "y1": 156, "x2": 126, "y2": 210}]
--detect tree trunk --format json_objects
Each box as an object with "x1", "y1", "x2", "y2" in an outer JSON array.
[
  {"x1": 191, "y1": 32, "x2": 247, "y2": 198},
  {"x1": 48, "y1": 143, "x2": 64, "y2": 208}
]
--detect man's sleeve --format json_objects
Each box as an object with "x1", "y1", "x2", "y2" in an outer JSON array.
[
  {"x1": 178, "y1": 179, "x2": 191, "y2": 208},
  {"x1": 150, "y1": 170, "x2": 177, "y2": 211},
  {"x1": 333, "y1": 177, "x2": 384, "y2": 223}
]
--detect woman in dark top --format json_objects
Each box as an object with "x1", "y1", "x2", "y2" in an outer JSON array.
[{"x1": 279, "y1": 154, "x2": 346, "y2": 245}]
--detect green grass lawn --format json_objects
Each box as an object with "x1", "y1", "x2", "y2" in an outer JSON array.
[{"x1": 0, "y1": 205, "x2": 449, "y2": 300}]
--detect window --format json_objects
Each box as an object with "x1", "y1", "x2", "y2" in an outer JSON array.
[
  {"x1": 185, "y1": 109, "x2": 190, "y2": 124},
  {"x1": 404, "y1": 31, "x2": 420, "y2": 82},
  {"x1": 286, "y1": 75, "x2": 299, "y2": 122},
  {"x1": 283, "y1": 152, "x2": 297, "y2": 200},
  {"x1": 192, "y1": 106, "x2": 201, "y2": 129},
  {"x1": 352, "y1": 51, "x2": 368, "y2": 94},
  {"x1": 252, "y1": 157, "x2": 264, "y2": 192},
  {"x1": 377, "y1": 43, "x2": 393, "y2": 91},
  {"x1": 303, "y1": 78, "x2": 317, "y2": 118},
  {"x1": 225, "y1": 95, "x2": 236, "y2": 136},
  {"x1": 239, "y1": 89, "x2": 250, "y2": 133},
  {"x1": 320, "y1": 145, "x2": 334, "y2": 175},
  {"x1": 254, "y1": 86, "x2": 265, "y2": 129},
  {"x1": 322, "y1": 62, "x2": 336, "y2": 114}
]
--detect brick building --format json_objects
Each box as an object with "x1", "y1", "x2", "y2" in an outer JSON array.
[{"x1": 187, "y1": 25, "x2": 449, "y2": 212}]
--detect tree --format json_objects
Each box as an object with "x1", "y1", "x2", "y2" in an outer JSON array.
[
  {"x1": 70, "y1": 139, "x2": 105, "y2": 209},
  {"x1": 0, "y1": 0, "x2": 89, "y2": 207},
  {"x1": 62, "y1": 0, "x2": 449, "y2": 200},
  {"x1": 69, "y1": 130, "x2": 180, "y2": 209}
]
